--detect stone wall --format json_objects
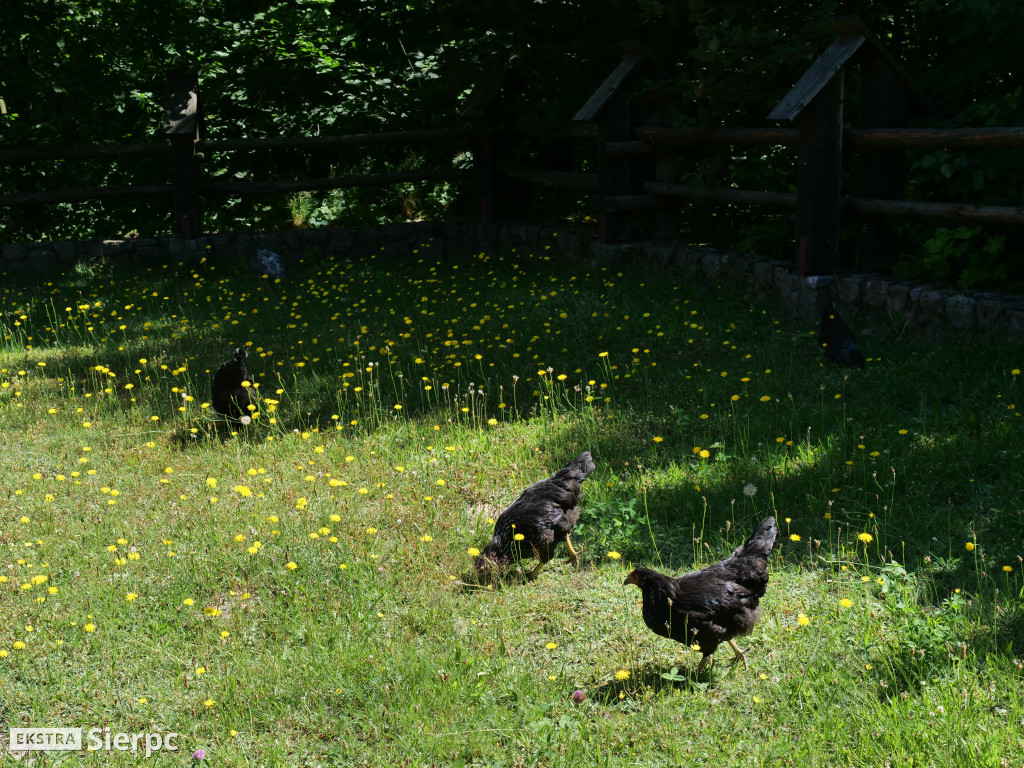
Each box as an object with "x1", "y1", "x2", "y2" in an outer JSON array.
[{"x1": 4, "y1": 222, "x2": 1024, "y2": 336}]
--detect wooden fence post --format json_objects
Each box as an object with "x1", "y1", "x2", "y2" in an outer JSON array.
[
  {"x1": 575, "y1": 53, "x2": 651, "y2": 244},
  {"x1": 460, "y1": 65, "x2": 528, "y2": 224},
  {"x1": 163, "y1": 68, "x2": 200, "y2": 239},
  {"x1": 796, "y1": 71, "x2": 843, "y2": 275},
  {"x1": 597, "y1": 89, "x2": 633, "y2": 242},
  {"x1": 855, "y1": 54, "x2": 908, "y2": 272}
]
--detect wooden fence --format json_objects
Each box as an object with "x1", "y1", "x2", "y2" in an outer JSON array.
[{"x1": 2, "y1": 16, "x2": 1024, "y2": 277}]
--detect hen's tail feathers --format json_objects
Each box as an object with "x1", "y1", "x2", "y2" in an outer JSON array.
[
  {"x1": 734, "y1": 516, "x2": 779, "y2": 562},
  {"x1": 233, "y1": 347, "x2": 248, "y2": 362}
]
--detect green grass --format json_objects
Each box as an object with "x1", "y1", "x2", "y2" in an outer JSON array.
[{"x1": 0, "y1": 243, "x2": 1022, "y2": 767}]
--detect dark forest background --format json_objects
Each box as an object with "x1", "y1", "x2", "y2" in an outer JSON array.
[{"x1": 2, "y1": 0, "x2": 1023, "y2": 287}]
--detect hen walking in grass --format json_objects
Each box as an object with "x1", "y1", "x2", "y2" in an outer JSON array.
[
  {"x1": 475, "y1": 451, "x2": 595, "y2": 580},
  {"x1": 625, "y1": 516, "x2": 778, "y2": 673}
]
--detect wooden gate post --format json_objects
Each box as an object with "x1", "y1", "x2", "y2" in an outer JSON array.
[
  {"x1": 855, "y1": 54, "x2": 908, "y2": 272},
  {"x1": 597, "y1": 88, "x2": 633, "y2": 242},
  {"x1": 460, "y1": 65, "x2": 527, "y2": 224},
  {"x1": 163, "y1": 68, "x2": 200, "y2": 239},
  {"x1": 796, "y1": 71, "x2": 844, "y2": 275},
  {"x1": 574, "y1": 53, "x2": 651, "y2": 244}
]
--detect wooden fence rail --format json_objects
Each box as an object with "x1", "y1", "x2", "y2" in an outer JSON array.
[
  {"x1": 3, "y1": 20, "x2": 1024, "y2": 280},
  {"x1": 563, "y1": 17, "x2": 1024, "y2": 275}
]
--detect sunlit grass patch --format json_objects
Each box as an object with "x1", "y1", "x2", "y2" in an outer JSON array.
[{"x1": 0, "y1": 243, "x2": 1022, "y2": 765}]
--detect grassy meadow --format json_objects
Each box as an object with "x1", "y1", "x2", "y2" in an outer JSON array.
[{"x1": 0, "y1": 239, "x2": 1022, "y2": 767}]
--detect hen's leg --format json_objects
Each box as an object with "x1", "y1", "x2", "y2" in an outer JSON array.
[
  {"x1": 563, "y1": 534, "x2": 581, "y2": 565},
  {"x1": 696, "y1": 653, "x2": 714, "y2": 675},
  {"x1": 727, "y1": 638, "x2": 749, "y2": 668}
]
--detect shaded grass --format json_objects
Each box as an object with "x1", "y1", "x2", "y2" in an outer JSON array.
[{"x1": 0, "y1": 243, "x2": 1022, "y2": 766}]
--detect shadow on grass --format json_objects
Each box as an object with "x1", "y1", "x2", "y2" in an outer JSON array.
[{"x1": 592, "y1": 661, "x2": 714, "y2": 702}]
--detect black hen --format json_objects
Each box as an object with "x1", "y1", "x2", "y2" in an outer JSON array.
[
  {"x1": 475, "y1": 451, "x2": 595, "y2": 579},
  {"x1": 242, "y1": 236, "x2": 292, "y2": 280},
  {"x1": 820, "y1": 301, "x2": 865, "y2": 368},
  {"x1": 211, "y1": 347, "x2": 256, "y2": 421},
  {"x1": 624, "y1": 516, "x2": 778, "y2": 673}
]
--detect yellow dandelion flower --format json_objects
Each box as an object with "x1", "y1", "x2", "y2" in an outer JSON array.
[
  {"x1": 797, "y1": 614, "x2": 810, "y2": 627},
  {"x1": 614, "y1": 669, "x2": 631, "y2": 681},
  {"x1": 858, "y1": 533, "x2": 873, "y2": 543},
  {"x1": 607, "y1": 551, "x2": 622, "y2": 560},
  {"x1": 839, "y1": 598, "x2": 853, "y2": 608}
]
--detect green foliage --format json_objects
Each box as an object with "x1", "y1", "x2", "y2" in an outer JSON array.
[
  {"x1": 4, "y1": 0, "x2": 1024, "y2": 285},
  {"x1": 902, "y1": 226, "x2": 1008, "y2": 288}
]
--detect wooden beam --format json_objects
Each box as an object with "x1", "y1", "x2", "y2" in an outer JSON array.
[
  {"x1": 634, "y1": 126, "x2": 801, "y2": 146},
  {"x1": 199, "y1": 128, "x2": 469, "y2": 153},
  {"x1": 642, "y1": 182, "x2": 798, "y2": 208},
  {"x1": 0, "y1": 184, "x2": 174, "y2": 205},
  {"x1": 855, "y1": 52, "x2": 907, "y2": 272},
  {"x1": 498, "y1": 164, "x2": 598, "y2": 191},
  {"x1": 796, "y1": 71, "x2": 844, "y2": 275},
  {"x1": 846, "y1": 127, "x2": 1024, "y2": 148},
  {"x1": 769, "y1": 35, "x2": 863, "y2": 121},
  {"x1": 199, "y1": 169, "x2": 471, "y2": 196},
  {"x1": 831, "y1": 15, "x2": 934, "y2": 116},
  {"x1": 842, "y1": 196, "x2": 1024, "y2": 225},
  {"x1": 574, "y1": 54, "x2": 648, "y2": 123},
  {"x1": 0, "y1": 143, "x2": 171, "y2": 162},
  {"x1": 165, "y1": 69, "x2": 200, "y2": 238}
]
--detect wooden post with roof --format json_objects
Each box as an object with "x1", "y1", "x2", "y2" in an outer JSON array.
[
  {"x1": 163, "y1": 68, "x2": 201, "y2": 239},
  {"x1": 768, "y1": 16, "x2": 932, "y2": 275},
  {"x1": 575, "y1": 48, "x2": 661, "y2": 243},
  {"x1": 460, "y1": 62, "x2": 527, "y2": 224}
]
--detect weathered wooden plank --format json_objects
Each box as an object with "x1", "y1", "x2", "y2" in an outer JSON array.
[
  {"x1": 0, "y1": 184, "x2": 174, "y2": 205},
  {"x1": 459, "y1": 64, "x2": 513, "y2": 119},
  {"x1": 842, "y1": 196, "x2": 1024, "y2": 225},
  {"x1": 846, "y1": 127, "x2": 1024, "y2": 148},
  {"x1": 855, "y1": 53, "x2": 907, "y2": 272},
  {"x1": 574, "y1": 54, "x2": 647, "y2": 123},
  {"x1": 634, "y1": 126, "x2": 801, "y2": 146},
  {"x1": 642, "y1": 182, "x2": 1024, "y2": 226},
  {"x1": 643, "y1": 182, "x2": 798, "y2": 208},
  {"x1": 796, "y1": 72, "x2": 844, "y2": 275},
  {"x1": 597, "y1": 88, "x2": 633, "y2": 242},
  {"x1": 832, "y1": 15, "x2": 934, "y2": 116},
  {"x1": 0, "y1": 143, "x2": 172, "y2": 163},
  {"x1": 498, "y1": 163, "x2": 598, "y2": 192},
  {"x1": 200, "y1": 128, "x2": 470, "y2": 153},
  {"x1": 604, "y1": 194, "x2": 658, "y2": 213},
  {"x1": 769, "y1": 35, "x2": 863, "y2": 121},
  {"x1": 200, "y1": 169, "x2": 472, "y2": 195}
]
